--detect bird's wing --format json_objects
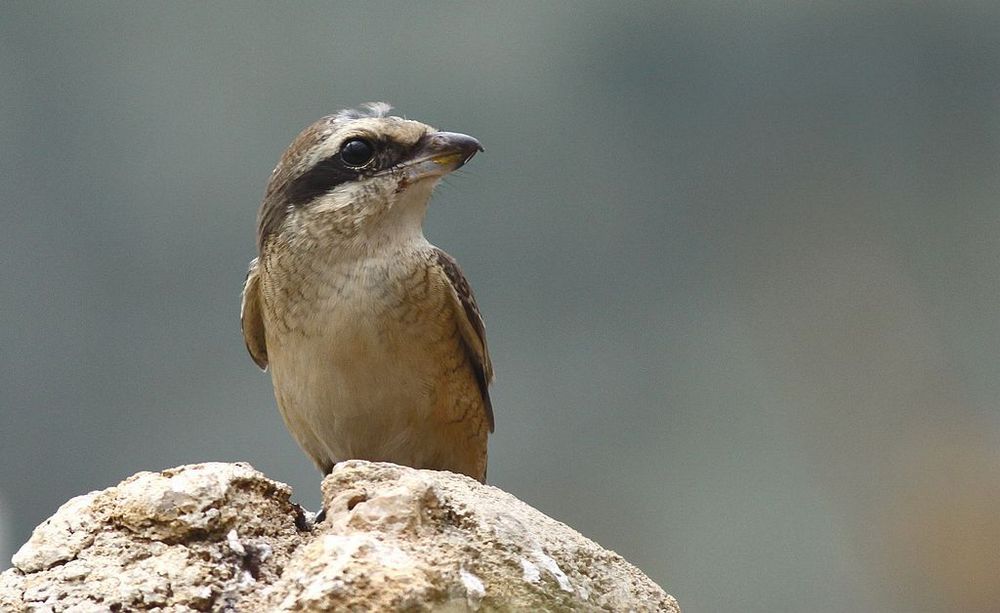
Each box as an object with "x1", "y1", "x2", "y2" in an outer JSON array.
[
  {"x1": 431, "y1": 248, "x2": 495, "y2": 432},
  {"x1": 241, "y1": 258, "x2": 269, "y2": 369}
]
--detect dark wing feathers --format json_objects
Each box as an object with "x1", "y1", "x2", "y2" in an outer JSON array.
[{"x1": 432, "y1": 248, "x2": 495, "y2": 432}]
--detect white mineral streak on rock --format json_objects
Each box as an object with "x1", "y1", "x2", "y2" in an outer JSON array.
[
  {"x1": 460, "y1": 568, "x2": 486, "y2": 608},
  {"x1": 227, "y1": 529, "x2": 246, "y2": 556},
  {"x1": 533, "y1": 549, "x2": 575, "y2": 593},
  {"x1": 521, "y1": 557, "x2": 541, "y2": 583}
]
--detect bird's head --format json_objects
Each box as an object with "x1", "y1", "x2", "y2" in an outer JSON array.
[{"x1": 257, "y1": 103, "x2": 482, "y2": 254}]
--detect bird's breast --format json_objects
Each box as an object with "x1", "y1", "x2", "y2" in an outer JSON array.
[{"x1": 259, "y1": 247, "x2": 462, "y2": 464}]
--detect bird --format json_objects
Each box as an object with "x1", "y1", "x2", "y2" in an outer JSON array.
[{"x1": 240, "y1": 103, "x2": 494, "y2": 483}]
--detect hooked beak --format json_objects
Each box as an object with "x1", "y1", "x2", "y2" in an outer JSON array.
[{"x1": 399, "y1": 131, "x2": 484, "y2": 182}]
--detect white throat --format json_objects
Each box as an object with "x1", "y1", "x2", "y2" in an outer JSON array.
[{"x1": 294, "y1": 177, "x2": 440, "y2": 257}]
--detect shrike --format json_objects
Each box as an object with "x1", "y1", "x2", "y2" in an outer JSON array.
[{"x1": 241, "y1": 103, "x2": 494, "y2": 482}]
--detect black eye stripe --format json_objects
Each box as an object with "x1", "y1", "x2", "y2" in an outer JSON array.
[
  {"x1": 282, "y1": 136, "x2": 423, "y2": 207},
  {"x1": 375, "y1": 139, "x2": 420, "y2": 170},
  {"x1": 284, "y1": 156, "x2": 361, "y2": 206}
]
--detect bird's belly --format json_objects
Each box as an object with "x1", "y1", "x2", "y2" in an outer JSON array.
[{"x1": 266, "y1": 285, "x2": 453, "y2": 472}]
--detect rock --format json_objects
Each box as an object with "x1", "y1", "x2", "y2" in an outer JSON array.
[
  {"x1": 1, "y1": 461, "x2": 679, "y2": 612},
  {"x1": 1, "y1": 462, "x2": 303, "y2": 613}
]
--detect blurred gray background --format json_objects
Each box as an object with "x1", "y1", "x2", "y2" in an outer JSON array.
[{"x1": 3, "y1": 3, "x2": 1000, "y2": 611}]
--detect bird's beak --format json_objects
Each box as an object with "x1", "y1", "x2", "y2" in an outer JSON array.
[{"x1": 399, "y1": 131, "x2": 484, "y2": 182}]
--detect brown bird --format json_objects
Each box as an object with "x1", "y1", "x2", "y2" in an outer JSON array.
[{"x1": 240, "y1": 103, "x2": 494, "y2": 482}]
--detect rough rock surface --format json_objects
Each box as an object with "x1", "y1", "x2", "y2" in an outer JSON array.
[{"x1": 1, "y1": 461, "x2": 678, "y2": 612}]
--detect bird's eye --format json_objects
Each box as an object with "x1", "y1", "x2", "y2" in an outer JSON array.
[{"x1": 340, "y1": 138, "x2": 376, "y2": 167}]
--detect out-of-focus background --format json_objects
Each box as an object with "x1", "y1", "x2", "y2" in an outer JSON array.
[{"x1": 3, "y1": 3, "x2": 999, "y2": 611}]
